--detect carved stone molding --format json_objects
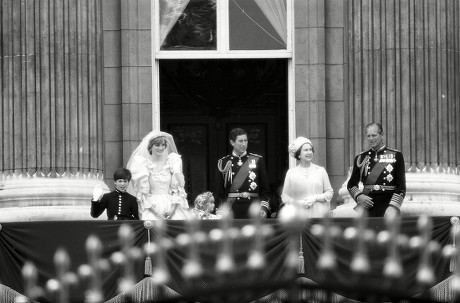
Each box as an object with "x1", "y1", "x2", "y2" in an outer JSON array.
[{"x1": 0, "y1": 178, "x2": 109, "y2": 222}]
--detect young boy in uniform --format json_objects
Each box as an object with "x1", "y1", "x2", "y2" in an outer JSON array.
[{"x1": 90, "y1": 168, "x2": 139, "y2": 220}]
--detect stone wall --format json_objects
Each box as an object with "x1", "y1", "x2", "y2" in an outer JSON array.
[
  {"x1": 294, "y1": 0, "x2": 347, "y2": 206},
  {"x1": 102, "y1": 0, "x2": 152, "y2": 188}
]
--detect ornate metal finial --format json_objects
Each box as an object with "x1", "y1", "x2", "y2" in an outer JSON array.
[
  {"x1": 150, "y1": 219, "x2": 172, "y2": 285},
  {"x1": 245, "y1": 202, "x2": 266, "y2": 270},
  {"x1": 214, "y1": 204, "x2": 236, "y2": 274},
  {"x1": 179, "y1": 216, "x2": 205, "y2": 280},
  {"x1": 377, "y1": 212, "x2": 404, "y2": 281},
  {"x1": 46, "y1": 248, "x2": 78, "y2": 303},
  {"x1": 410, "y1": 215, "x2": 439, "y2": 288},
  {"x1": 21, "y1": 261, "x2": 44, "y2": 302},
  {"x1": 78, "y1": 235, "x2": 110, "y2": 303},
  {"x1": 311, "y1": 211, "x2": 340, "y2": 274},
  {"x1": 344, "y1": 207, "x2": 372, "y2": 275},
  {"x1": 443, "y1": 217, "x2": 460, "y2": 295},
  {"x1": 112, "y1": 224, "x2": 142, "y2": 294}
]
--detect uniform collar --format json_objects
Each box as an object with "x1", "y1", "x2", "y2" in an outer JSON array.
[
  {"x1": 115, "y1": 189, "x2": 126, "y2": 195},
  {"x1": 232, "y1": 151, "x2": 247, "y2": 158},
  {"x1": 370, "y1": 144, "x2": 386, "y2": 153}
]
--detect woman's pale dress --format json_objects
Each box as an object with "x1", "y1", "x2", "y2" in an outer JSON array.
[
  {"x1": 281, "y1": 164, "x2": 333, "y2": 217},
  {"x1": 129, "y1": 153, "x2": 190, "y2": 220}
]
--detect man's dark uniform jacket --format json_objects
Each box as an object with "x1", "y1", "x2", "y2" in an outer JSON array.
[
  {"x1": 216, "y1": 152, "x2": 270, "y2": 219},
  {"x1": 91, "y1": 190, "x2": 139, "y2": 220},
  {"x1": 347, "y1": 145, "x2": 406, "y2": 217}
]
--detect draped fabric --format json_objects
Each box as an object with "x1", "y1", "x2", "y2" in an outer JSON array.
[
  {"x1": 254, "y1": 0, "x2": 287, "y2": 45},
  {"x1": 104, "y1": 280, "x2": 180, "y2": 303},
  {"x1": 0, "y1": 218, "x2": 454, "y2": 302},
  {"x1": 159, "y1": 0, "x2": 191, "y2": 46},
  {"x1": 0, "y1": 284, "x2": 32, "y2": 303}
]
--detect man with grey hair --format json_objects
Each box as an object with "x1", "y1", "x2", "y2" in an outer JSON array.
[{"x1": 347, "y1": 122, "x2": 406, "y2": 217}]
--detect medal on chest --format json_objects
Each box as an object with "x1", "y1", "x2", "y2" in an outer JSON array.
[{"x1": 237, "y1": 158, "x2": 243, "y2": 166}]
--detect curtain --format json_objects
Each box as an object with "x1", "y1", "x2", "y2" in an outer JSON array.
[
  {"x1": 254, "y1": 0, "x2": 287, "y2": 45},
  {"x1": 159, "y1": 0, "x2": 191, "y2": 47}
]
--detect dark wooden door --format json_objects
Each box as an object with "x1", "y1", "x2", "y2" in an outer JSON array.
[
  {"x1": 160, "y1": 58, "x2": 289, "y2": 209},
  {"x1": 164, "y1": 113, "x2": 287, "y2": 207}
]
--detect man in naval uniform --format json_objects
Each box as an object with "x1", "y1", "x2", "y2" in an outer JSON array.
[
  {"x1": 215, "y1": 128, "x2": 271, "y2": 219},
  {"x1": 347, "y1": 122, "x2": 406, "y2": 217}
]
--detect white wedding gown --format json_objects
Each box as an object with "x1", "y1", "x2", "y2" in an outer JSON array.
[{"x1": 129, "y1": 153, "x2": 190, "y2": 220}]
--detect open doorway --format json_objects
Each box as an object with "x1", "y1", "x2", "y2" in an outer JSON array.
[{"x1": 159, "y1": 59, "x2": 289, "y2": 210}]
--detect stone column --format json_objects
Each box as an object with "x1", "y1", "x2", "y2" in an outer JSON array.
[
  {"x1": 0, "y1": 0, "x2": 107, "y2": 221},
  {"x1": 336, "y1": 0, "x2": 460, "y2": 216}
]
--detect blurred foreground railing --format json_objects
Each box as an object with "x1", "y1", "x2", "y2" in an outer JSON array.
[{"x1": 0, "y1": 204, "x2": 459, "y2": 303}]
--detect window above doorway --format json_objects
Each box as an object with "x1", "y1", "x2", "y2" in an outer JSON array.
[{"x1": 154, "y1": 0, "x2": 292, "y2": 59}]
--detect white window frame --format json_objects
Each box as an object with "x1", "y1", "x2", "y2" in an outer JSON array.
[{"x1": 151, "y1": 0, "x2": 296, "y2": 149}]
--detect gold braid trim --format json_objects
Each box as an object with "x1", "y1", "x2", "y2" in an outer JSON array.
[
  {"x1": 217, "y1": 159, "x2": 233, "y2": 186},
  {"x1": 356, "y1": 154, "x2": 369, "y2": 181}
]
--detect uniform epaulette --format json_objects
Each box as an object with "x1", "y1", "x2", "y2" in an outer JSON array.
[
  {"x1": 249, "y1": 152, "x2": 263, "y2": 158},
  {"x1": 219, "y1": 155, "x2": 230, "y2": 161},
  {"x1": 385, "y1": 147, "x2": 401, "y2": 153},
  {"x1": 358, "y1": 150, "x2": 369, "y2": 156}
]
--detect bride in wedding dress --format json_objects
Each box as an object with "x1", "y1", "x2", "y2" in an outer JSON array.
[{"x1": 127, "y1": 130, "x2": 190, "y2": 220}]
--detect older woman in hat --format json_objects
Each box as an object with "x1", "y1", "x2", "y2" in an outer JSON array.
[{"x1": 281, "y1": 137, "x2": 333, "y2": 217}]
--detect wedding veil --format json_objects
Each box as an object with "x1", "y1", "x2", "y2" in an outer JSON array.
[{"x1": 126, "y1": 130, "x2": 178, "y2": 169}]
